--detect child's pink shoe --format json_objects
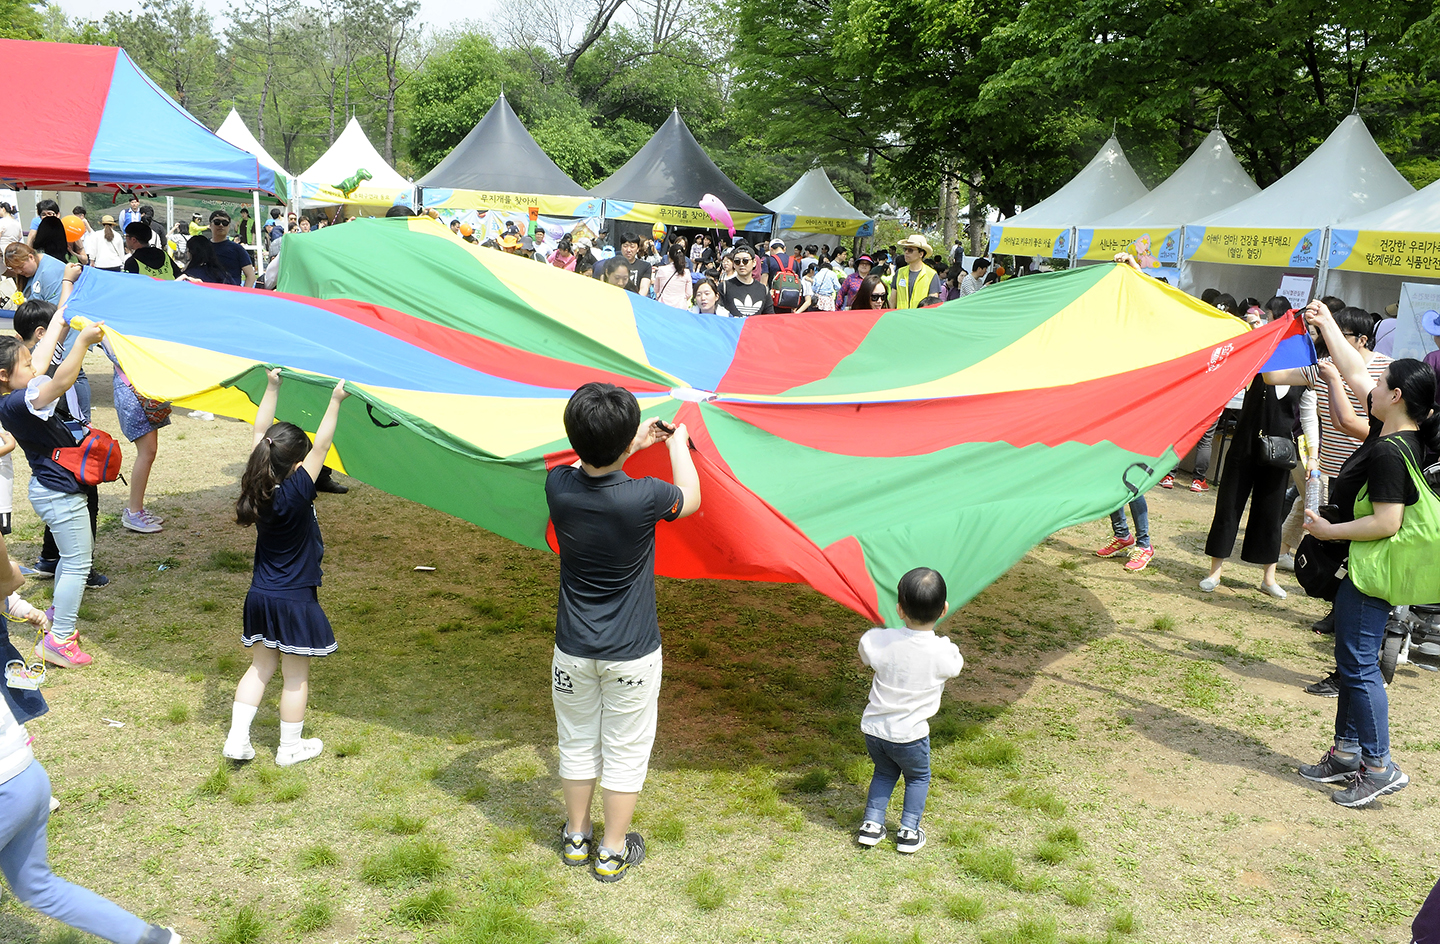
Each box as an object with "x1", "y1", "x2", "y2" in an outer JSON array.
[{"x1": 37, "y1": 633, "x2": 92, "y2": 667}]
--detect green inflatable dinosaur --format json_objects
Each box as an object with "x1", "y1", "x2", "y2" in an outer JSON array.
[{"x1": 334, "y1": 168, "x2": 373, "y2": 198}]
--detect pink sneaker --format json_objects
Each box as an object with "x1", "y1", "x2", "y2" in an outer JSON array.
[
  {"x1": 1124, "y1": 546, "x2": 1154, "y2": 572},
  {"x1": 37, "y1": 633, "x2": 92, "y2": 667}
]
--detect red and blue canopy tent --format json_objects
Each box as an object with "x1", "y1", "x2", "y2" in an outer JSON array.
[{"x1": 0, "y1": 39, "x2": 285, "y2": 201}]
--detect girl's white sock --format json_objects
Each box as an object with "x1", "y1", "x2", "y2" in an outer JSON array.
[
  {"x1": 279, "y1": 720, "x2": 303, "y2": 751},
  {"x1": 227, "y1": 702, "x2": 257, "y2": 745}
]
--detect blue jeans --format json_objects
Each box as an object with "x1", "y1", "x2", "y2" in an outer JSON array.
[
  {"x1": 1333, "y1": 576, "x2": 1392, "y2": 768},
  {"x1": 28, "y1": 483, "x2": 91, "y2": 644},
  {"x1": 0, "y1": 762, "x2": 150, "y2": 944},
  {"x1": 1110, "y1": 496, "x2": 1150, "y2": 549},
  {"x1": 863, "y1": 733, "x2": 931, "y2": 830}
]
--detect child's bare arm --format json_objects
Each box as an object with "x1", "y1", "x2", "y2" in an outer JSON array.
[
  {"x1": 301, "y1": 380, "x2": 349, "y2": 482},
  {"x1": 33, "y1": 322, "x2": 102, "y2": 408},
  {"x1": 253, "y1": 367, "x2": 282, "y2": 449},
  {"x1": 667, "y1": 423, "x2": 701, "y2": 519}
]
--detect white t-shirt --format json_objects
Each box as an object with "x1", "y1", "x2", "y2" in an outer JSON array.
[
  {"x1": 0, "y1": 692, "x2": 35, "y2": 787},
  {"x1": 859, "y1": 627, "x2": 964, "y2": 743},
  {"x1": 85, "y1": 227, "x2": 127, "y2": 268},
  {"x1": 0, "y1": 215, "x2": 20, "y2": 251}
]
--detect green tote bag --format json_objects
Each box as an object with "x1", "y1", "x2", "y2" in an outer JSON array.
[{"x1": 1350, "y1": 436, "x2": 1440, "y2": 605}]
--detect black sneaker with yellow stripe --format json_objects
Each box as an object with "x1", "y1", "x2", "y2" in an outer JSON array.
[{"x1": 593, "y1": 832, "x2": 646, "y2": 883}]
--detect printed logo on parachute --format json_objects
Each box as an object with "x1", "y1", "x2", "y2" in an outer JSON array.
[{"x1": 1205, "y1": 342, "x2": 1236, "y2": 373}]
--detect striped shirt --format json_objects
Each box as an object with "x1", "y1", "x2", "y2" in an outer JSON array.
[{"x1": 1303, "y1": 353, "x2": 1391, "y2": 478}]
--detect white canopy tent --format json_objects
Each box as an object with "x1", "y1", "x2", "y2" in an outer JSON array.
[
  {"x1": 1075, "y1": 130, "x2": 1259, "y2": 272},
  {"x1": 1324, "y1": 178, "x2": 1440, "y2": 314},
  {"x1": 1180, "y1": 114, "x2": 1414, "y2": 304},
  {"x1": 215, "y1": 109, "x2": 289, "y2": 177},
  {"x1": 296, "y1": 117, "x2": 413, "y2": 212},
  {"x1": 764, "y1": 167, "x2": 873, "y2": 250},
  {"x1": 989, "y1": 136, "x2": 1148, "y2": 260},
  {"x1": 213, "y1": 108, "x2": 291, "y2": 267}
]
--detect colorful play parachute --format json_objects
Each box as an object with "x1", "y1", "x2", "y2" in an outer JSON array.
[{"x1": 64, "y1": 218, "x2": 1309, "y2": 622}]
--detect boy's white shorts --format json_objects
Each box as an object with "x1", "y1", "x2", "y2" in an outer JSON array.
[{"x1": 551, "y1": 645, "x2": 663, "y2": 793}]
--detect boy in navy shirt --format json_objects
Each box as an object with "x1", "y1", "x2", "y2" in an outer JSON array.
[{"x1": 547, "y1": 382, "x2": 700, "y2": 882}]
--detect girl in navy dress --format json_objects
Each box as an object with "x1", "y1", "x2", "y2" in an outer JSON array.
[{"x1": 222, "y1": 369, "x2": 348, "y2": 767}]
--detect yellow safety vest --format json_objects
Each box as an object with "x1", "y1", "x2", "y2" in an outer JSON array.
[{"x1": 892, "y1": 263, "x2": 938, "y2": 309}]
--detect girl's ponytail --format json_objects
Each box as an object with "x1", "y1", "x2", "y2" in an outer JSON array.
[{"x1": 235, "y1": 422, "x2": 310, "y2": 525}]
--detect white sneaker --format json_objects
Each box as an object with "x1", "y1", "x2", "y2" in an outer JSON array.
[
  {"x1": 49, "y1": 795, "x2": 59, "y2": 812},
  {"x1": 141, "y1": 509, "x2": 165, "y2": 525},
  {"x1": 1260, "y1": 582, "x2": 1288, "y2": 600},
  {"x1": 122, "y1": 508, "x2": 163, "y2": 533},
  {"x1": 222, "y1": 740, "x2": 255, "y2": 761},
  {"x1": 276, "y1": 738, "x2": 323, "y2": 767},
  {"x1": 895, "y1": 826, "x2": 926, "y2": 854},
  {"x1": 1277, "y1": 553, "x2": 1295, "y2": 572},
  {"x1": 1199, "y1": 575, "x2": 1220, "y2": 592}
]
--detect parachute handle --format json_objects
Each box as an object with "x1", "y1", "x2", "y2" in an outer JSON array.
[
  {"x1": 366, "y1": 403, "x2": 400, "y2": 429},
  {"x1": 1122, "y1": 462, "x2": 1154, "y2": 498}
]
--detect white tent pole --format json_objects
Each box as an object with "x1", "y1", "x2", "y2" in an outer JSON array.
[
  {"x1": 165, "y1": 196, "x2": 173, "y2": 241},
  {"x1": 1314, "y1": 228, "x2": 1332, "y2": 302}
]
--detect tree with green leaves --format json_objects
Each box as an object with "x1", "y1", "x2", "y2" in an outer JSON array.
[
  {"x1": 101, "y1": 0, "x2": 225, "y2": 122},
  {"x1": 1, "y1": 0, "x2": 41, "y2": 39}
]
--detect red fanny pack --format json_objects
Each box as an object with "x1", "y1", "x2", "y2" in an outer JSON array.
[{"x1": 51, "y1": 429, "x2": 123, "y2": 486}]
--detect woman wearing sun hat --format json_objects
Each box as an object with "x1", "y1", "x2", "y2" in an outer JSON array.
[
  {"x1": 839, "y1": 254, "x2": 873, "y2": 310},
  {"x1": 1423, "y1": 309, "x2": 1440, "y2": 407}
]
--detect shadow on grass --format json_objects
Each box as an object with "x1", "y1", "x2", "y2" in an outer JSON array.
[{"x1": 1045, "y1": 674, "x2": 1306, "y2": 784}]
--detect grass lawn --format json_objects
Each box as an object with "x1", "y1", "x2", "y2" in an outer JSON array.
[{"x1": 1, "y1": 359, "x2": 1435, "y2": 944}]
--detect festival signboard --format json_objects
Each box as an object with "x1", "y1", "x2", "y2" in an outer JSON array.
[
  {"x1": 1326, "y1": 230, "x2": 1440, "y2": 279},
  {"x1": 1075, "y1": 227, "x2": 1182, "y2": 265},
  {"x1": 989, "y1": 226, "x2": 1070, "y2": 259},
  {"x1": 1183, "y1": 227, "x2": 1323, "y2": 267},
  {"x1": 421, "y1": 188, "x2": 602, "y2": 218},
  {"x1": 774, "y1": 212, "x2": 874, "y2": 237},
  {"x1": 605, "y1": 200, "x2": 773, "y2": 233}
]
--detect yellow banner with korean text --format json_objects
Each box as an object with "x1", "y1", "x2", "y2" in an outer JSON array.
[
  {"x1": 300, "y1": 181, "x2": 414, "y2": 210},
  {"x1": 1327, "y1": 230, "x2": 1440, "y2": 277},
  {"x1": 1182, "y1": 227, "x2": 1322, "y2": 268},
  {"x1": 988, "y1": 226, "x2": 1071, "y2": 258},
  {"x1": 420, "y1": 188, "x2": 603, "y2": 218},
  {"x1": 1076, "y1": 227, "x2": 1182, "y2": 264},
  {"x1": 605, "y1": 200, "x2": 774, "y2": 233}
]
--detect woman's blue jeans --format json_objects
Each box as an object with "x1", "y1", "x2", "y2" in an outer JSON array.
[
  {"x1": 1110, "y1": 496, "x2": 1150, "y2": 549},
  {"x1": 863, "y1": 733, "x2": 931, "y2": 830},
  {"x1": 1333, "y1": 576, "x2": 1392, "y2": 768},
  {"x1": 0, "y1": 761, "x2": 150, "y2": 943},
  {"x1": 28, "y1": 482, "x2": 91, "y2": 643}
]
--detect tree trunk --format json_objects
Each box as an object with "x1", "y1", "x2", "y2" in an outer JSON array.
[
  {"x1": 966, "y1": 174, "x2": 983, "y2": 256},
  {"x1": 384, "y1": 53, "x2": 398, "y2": 164},
  {"x1": 941, "y1": 175, "x2": 960, "y2": 249}
]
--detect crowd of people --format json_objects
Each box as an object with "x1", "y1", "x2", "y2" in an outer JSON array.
[
  {"x1": 1109, "y1": 251, "x2": 1440, "y2": 814},
  {"x1": 0, "y1": 199, "x2": 1437, "y2": 939},
  {"x1": 540, "y1": 229, "x2": 1011, "y2": 316}
]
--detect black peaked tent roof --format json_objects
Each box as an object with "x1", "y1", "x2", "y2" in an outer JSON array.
[
  {"x1": 417, "y1": 93, "x2": 590, "y2": 196},
  {"x1": 590, "y1": 109, "x2": 769, "y2": 214}
]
